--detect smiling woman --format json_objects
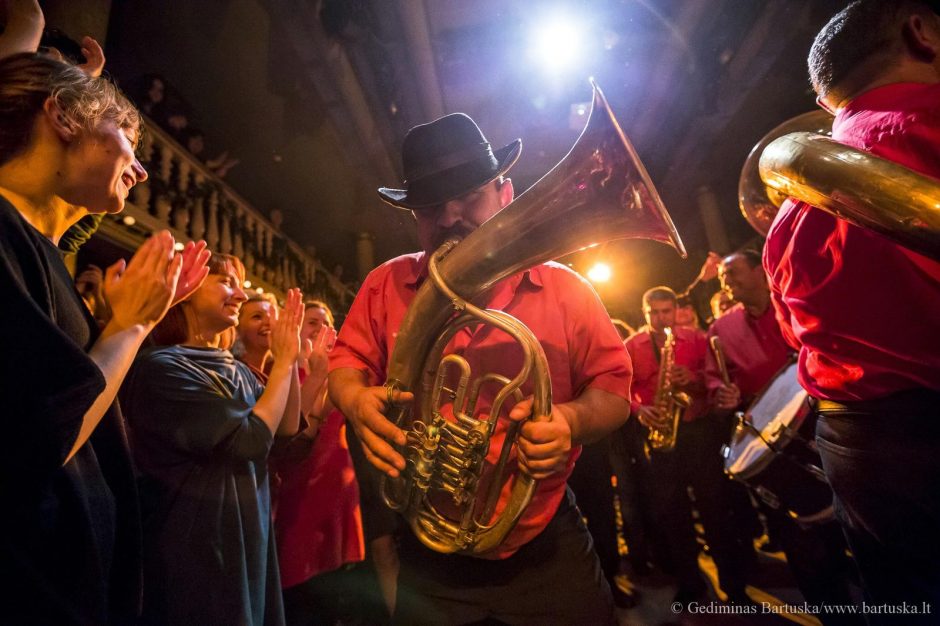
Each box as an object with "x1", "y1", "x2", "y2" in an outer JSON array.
[
  {"x1": 0, "y1": 52, "x2": 208, "y2": 623},
  {"x1": 121, "y1": 254, "x2": 305, "y2": 625}
]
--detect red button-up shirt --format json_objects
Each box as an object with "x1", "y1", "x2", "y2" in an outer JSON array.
[
  {"x1": 624, "y1": 325, "x2": 708, "y2": 421},
  {"x1": 764, "y1": 82, "x2": 940, "y2": 401},
  {"x1": 330, "y1": 252, "x2": 632, "y2": 558},
  {"x1": 705, "y1": 303, "x2": 793, "y2": 406}
]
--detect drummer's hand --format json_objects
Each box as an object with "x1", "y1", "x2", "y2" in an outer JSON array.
[
  {"x1": 671, "y1": 364, "x2": 693, "y2": 387},
  {"x1": 715, "y1": 383, "x2": 741, "y2": 410},
  {"x1": 509, "y1": 397, "x2": 574, "y2": 480},
  {"x1": 636, "y1": 405, "x2": 670, "y2": 430},
  {"x1": 345, "y1": 385, "x2": 412, "y2": 477}
]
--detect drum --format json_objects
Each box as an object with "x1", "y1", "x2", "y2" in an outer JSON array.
[{"x1": 722, "y1": 361, "x2": 834, "y2": 524}]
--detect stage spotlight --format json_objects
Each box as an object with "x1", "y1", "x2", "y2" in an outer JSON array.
[
  {"x1": 528, "y1": 15, "x2": 584, "y2": 74},
  {"x1": 587, "y1": 262, "x2": 611, "y2": 283}
]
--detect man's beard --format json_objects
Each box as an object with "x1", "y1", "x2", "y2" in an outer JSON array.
[{"x1": 431, "y1": 224, "x2": 475, "y2": 251}]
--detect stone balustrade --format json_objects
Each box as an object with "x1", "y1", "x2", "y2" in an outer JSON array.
[{"x1": 102, "y1": 117, "x2": 355, "y2": 312}]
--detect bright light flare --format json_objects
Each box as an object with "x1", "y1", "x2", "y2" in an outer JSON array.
[
  {"x1": 528, "y1": 15, "x2": 584, "y2": 74},
  {"x1": 587, "y1": 262, "x2": 612, "y2": 283}
]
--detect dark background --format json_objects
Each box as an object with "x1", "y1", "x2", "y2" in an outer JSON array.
[{"x1": 37, "y1": 0, "x2": 848, "y2": 326}]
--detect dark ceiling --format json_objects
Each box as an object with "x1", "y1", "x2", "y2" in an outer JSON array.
[{"x1": 101, "y1": 0, "x2": 847, "y2": 324}]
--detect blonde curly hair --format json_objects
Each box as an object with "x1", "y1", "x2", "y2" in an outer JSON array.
[{"x1": 0, "y1": 52, "x2": 140, "y2": 166}]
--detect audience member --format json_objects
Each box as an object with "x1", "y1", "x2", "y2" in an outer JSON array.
[
  {"x1": 0, "y1": 51, "x2": 207, "y2": 623},
  {"x1": 121, "y1": 257, "x2": 304, "y2": 625},
  {"x1": 237, "y1": 294, "x2": 276, "y2": 383},
  {"x1": 273, "y1": 301, "x2": 368, "y2": 626},
  {"x1": 74, "y1": 264, "x2": 111, "y2": 327}
]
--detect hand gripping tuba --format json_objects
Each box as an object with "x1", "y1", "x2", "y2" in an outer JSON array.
[
  {"x1": 739, "y1": 111, "x2": 940, "y2": 261},
  {"x1": 380, "y1": 81, "x2": 686, "y2": 555}
]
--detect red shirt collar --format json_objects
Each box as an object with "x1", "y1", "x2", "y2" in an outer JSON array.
[{"x1": 837, "y1": 81, "x2": 940, "y2": 124}]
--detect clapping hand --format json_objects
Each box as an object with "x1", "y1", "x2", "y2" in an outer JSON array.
[
  {"x1": 103, "y1": 231, "x2": 181, "y2": 330},
  {"x1": 269, "y1": 288, "x2": 304, "y2": 367},
  {"x1": 171, "y1": 240, "x2": 210, "y2": 305}
]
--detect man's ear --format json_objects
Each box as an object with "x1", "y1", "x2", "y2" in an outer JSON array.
[
  {"x1": 42, "y1": 98, "x2": 78, "y2": 142},
  {"x1": 498, "y1": 177, "x2": 514, "y2": 208},
  {"x1": 902, "y1": 13, "x2": 940, "y2": 62}
]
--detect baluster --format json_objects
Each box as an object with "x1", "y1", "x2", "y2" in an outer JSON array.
[
  {"x1": 233, "y1": 206, "x2": 245, "y2": 259},
  {"x1": 264, "y1": 227, "x2": 276, "y2": 282},
  {"x1": 243, "y1": 215, "x2": 256, "y2": 274},
  {"x1": 190, "y1": 174, "x2": 206, "y2": 241},
  {"x1": 275, "y1": 258, "x2": 285, "y2": 291},
  {"x1": 255, "y1": 216, "x2": 265, "y2": 260},
  {"x1": 220, "y1": 201, "x2": 233, "y2": 254},
  {"x1": 172, "y1": 200, "x2": 190, "y2": 234},
  {"x1": 177, "y1": 159, "x2": 192, "y2": 197},
  {"x1": 206, "y1": 191, "x2": 220, "y2": 251},
  {"x1": 159, "y1": 142, "x2": 174, "y2": 188},
  {"x1": 155, "y1": 194, "x2": 172, "y2": 223}
]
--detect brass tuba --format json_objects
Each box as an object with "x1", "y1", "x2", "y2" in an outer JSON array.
[
  {"x1": 381, "y1": 81, "x2": 686, "y2": 555},
  {"x1": 739, "y1": 111, "x2": 940, "y2": 261}
]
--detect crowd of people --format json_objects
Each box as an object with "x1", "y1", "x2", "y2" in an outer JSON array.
[{"x1": 2, "y1": 0, "x2": 939, "y2": 625}]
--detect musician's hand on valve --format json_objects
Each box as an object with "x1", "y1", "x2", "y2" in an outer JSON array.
[
  {"x1": 670, "y1": 364, "x2": 693, "y2": 388},
  {"x1": 636, "y1": 405, "x2": 670, "y2": 430},
  {"x1": 347, "y1": 386, "x2": 413, "y2": 478},
  {"x1": 715, "y1": 383, "x2": 741, "y2": 410},
  {"x1": 508, "y1": 398, "x2": 573, "y2": 480}
]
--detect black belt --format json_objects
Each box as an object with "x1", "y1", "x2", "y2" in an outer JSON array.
[{"x1": 810, "y1": 388, "x2": 940, "y2": 415}]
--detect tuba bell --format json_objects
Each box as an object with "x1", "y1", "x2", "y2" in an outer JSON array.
[
  {"x1": 380, "y1": 81, "x2": 686, "y2": 555},
  {"x1": 739, "y1": 111, "x2": 940, "y2": 261}
]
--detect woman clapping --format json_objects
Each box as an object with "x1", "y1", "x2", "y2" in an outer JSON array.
[
  {"x1": 0, "y1": 52, "x2": 208, "y2": 623},
  {"x1": 121, "y1": 257, "x2": 304, "y2": 626}
]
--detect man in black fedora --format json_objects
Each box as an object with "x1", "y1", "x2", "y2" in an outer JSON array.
[{"x1": 328, "y1": 112, "x2": 633, "y2": 624}]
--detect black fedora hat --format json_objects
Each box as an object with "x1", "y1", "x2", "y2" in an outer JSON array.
[{"x1": 378, "y1": 113, "x2": 522, "y2": 210}]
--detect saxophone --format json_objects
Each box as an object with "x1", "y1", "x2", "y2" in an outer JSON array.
[{"x1": 646, "y1": 327, "x2": 691, "y2": 452}]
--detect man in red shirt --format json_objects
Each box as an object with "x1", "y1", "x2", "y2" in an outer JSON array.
[
  {"x1": 707, "y1": 250, "x2": 861, "y2": 623},
  {"x1": 625, "y1": 287, "x2": 750, "y2": 607},
  {"x1": 328, "y1": 112, "x2": 632, "y2": 624},
  {"x1": 764, "y1": 1, "x2": 940, "y2": 616}
]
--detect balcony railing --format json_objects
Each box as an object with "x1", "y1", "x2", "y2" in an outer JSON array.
[{"x1": 98, "y1": 117, "x2": 356, "y2": 311}]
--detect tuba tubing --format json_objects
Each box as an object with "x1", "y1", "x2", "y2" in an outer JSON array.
[
  {"x1": 759, "y1": 132, "x2": 940, "y2": 261},
  {"x1": 382, "y1": 80, "x2": 686, "y2": 555}
]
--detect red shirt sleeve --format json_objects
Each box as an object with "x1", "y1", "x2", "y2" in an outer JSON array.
[{"x1": 329, "y1": 268, "x2": 390, "y2": 386}]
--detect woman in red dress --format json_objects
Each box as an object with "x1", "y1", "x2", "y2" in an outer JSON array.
[{"x1": 272, "y1": 301, "x2": 366, "y2": 626}]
